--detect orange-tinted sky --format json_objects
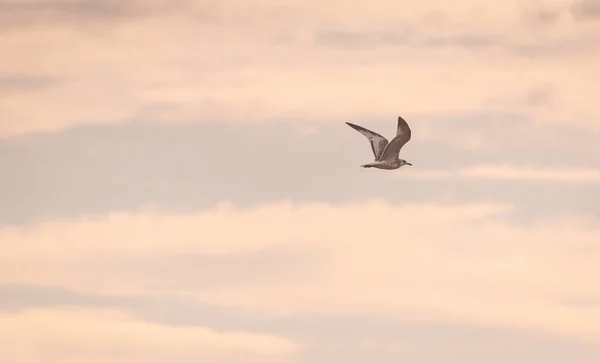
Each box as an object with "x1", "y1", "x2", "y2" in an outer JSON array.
[{"x1": 1, "y1": 0, "x2": 600, "y2": 362}]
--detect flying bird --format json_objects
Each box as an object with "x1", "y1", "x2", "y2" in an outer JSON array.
[{"x1": 346, "y1": 116, "x2": 412, "y2": 170}]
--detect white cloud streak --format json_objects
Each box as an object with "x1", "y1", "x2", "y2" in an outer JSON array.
[
  {"x1": 0, "y1": 307, "x2": 299, "y2": 363},
  {"x1": 402, "y1": 165, "x2": 600, "y2": 182}
]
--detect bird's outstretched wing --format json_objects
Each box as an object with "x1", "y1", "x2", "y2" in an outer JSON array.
[
  {"x1": 380, "y1": 116, "x2": 412, "y2": 162},
  {"x1": 395, "y1": 115, "x2": 411, "y2": 138},
  {"x1": 346, "y1": 122, "x2": 389, "y2": 160}
]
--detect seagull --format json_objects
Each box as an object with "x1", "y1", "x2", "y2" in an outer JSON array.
[{"x1": 346, "y1": 116, "x2": 412, "y2": 170}]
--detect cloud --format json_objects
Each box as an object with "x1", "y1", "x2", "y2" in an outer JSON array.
[
  {"x1": 571, "y1": 0, "x2": 600, "y2": 21},
  {"x1": 0, "y1": 307, "x2": 299, "y2": 363},
  {"x1": 0, "y1": 0, "x2": 186, "y2": 30},
  {"x1": 0, "y1": 75, "x2": 59, "y2": 94},
  {"x1": 0, "y1": 0, "x2": 599, "y2": 138},
  {"x1": 2, "y1": 118, "x2": 599, "y2": 227},
  {"x1": 1, "y1": 200, "x2": 599, "y2": 343},
  {"x1": 3, "y1": 285, "x2": 598, "y2": 363},
  {"x1": 403, "y1": 165, "x2": 600, "y2": 182},
  {"x1": 464, "y1": 165, "x2": 600, "y2": 181}
]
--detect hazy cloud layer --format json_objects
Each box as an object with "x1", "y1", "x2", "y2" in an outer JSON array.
[
  {"x1": 1, "y1": 0, "x2": 599, "y2": 138},
  {"x1": 2, "y1": 201, "x2": 599, "y2": 342},
  {"x1": 2, "y1": 119, "x2": 599, "y2": 225},
  {"x1": 1, "y1": 284, "x2": 599, "y2": 363}
]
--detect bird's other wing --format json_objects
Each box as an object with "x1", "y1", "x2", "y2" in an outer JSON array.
[
  {"x1": 345, "y1": 122, "x2": 389, "y2": 160},
  {"x1": 395, "y1": 116, "x2": 412, "y2": 140},
  {"x1": 380, "y1": 116, "x2": 412, "y2": 161}
]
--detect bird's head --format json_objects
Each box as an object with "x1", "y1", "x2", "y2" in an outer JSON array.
[{"x1": 400, "y1": 159, "x2": 412, "y2": 166}]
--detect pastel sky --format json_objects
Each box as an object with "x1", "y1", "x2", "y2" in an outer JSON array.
[{"x1": 1, "y1": 0, "x2": 600, "y2": 362}]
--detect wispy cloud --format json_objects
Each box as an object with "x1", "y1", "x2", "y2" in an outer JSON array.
[
  {"x1": 0, "y1": 0, "x2": 180, "y2": 30},
  {"x1": 571, "y1": 0, "x2": 600, "y2": 21},
  {"x1": 463, "y1": 165, "x2": 600, "y2": 181},
  {"x1": 0, "y1": 307, "x2": 298, "y2": 363},
  {"x1": 0, "y1": 75, "x2": 59, "y2": 94},
  {"x1": 403, "y1": 165, "x2": 600, "y2": 183}
]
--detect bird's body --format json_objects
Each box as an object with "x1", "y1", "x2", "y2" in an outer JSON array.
[
  {"x1": 360, "y1": 159, "x2": 405, "y2": 169},
  {"x1": 346, "y1": 116, "x2": 412, "y2": 170}
]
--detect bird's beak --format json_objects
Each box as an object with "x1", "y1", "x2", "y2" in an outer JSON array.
[{"x1": 407, "y1": 162, "x2": 412, "y2": 166}]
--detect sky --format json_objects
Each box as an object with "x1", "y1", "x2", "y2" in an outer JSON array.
[{"x1": 1, "y1": 0, "x2": 600, "y2": 362}]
